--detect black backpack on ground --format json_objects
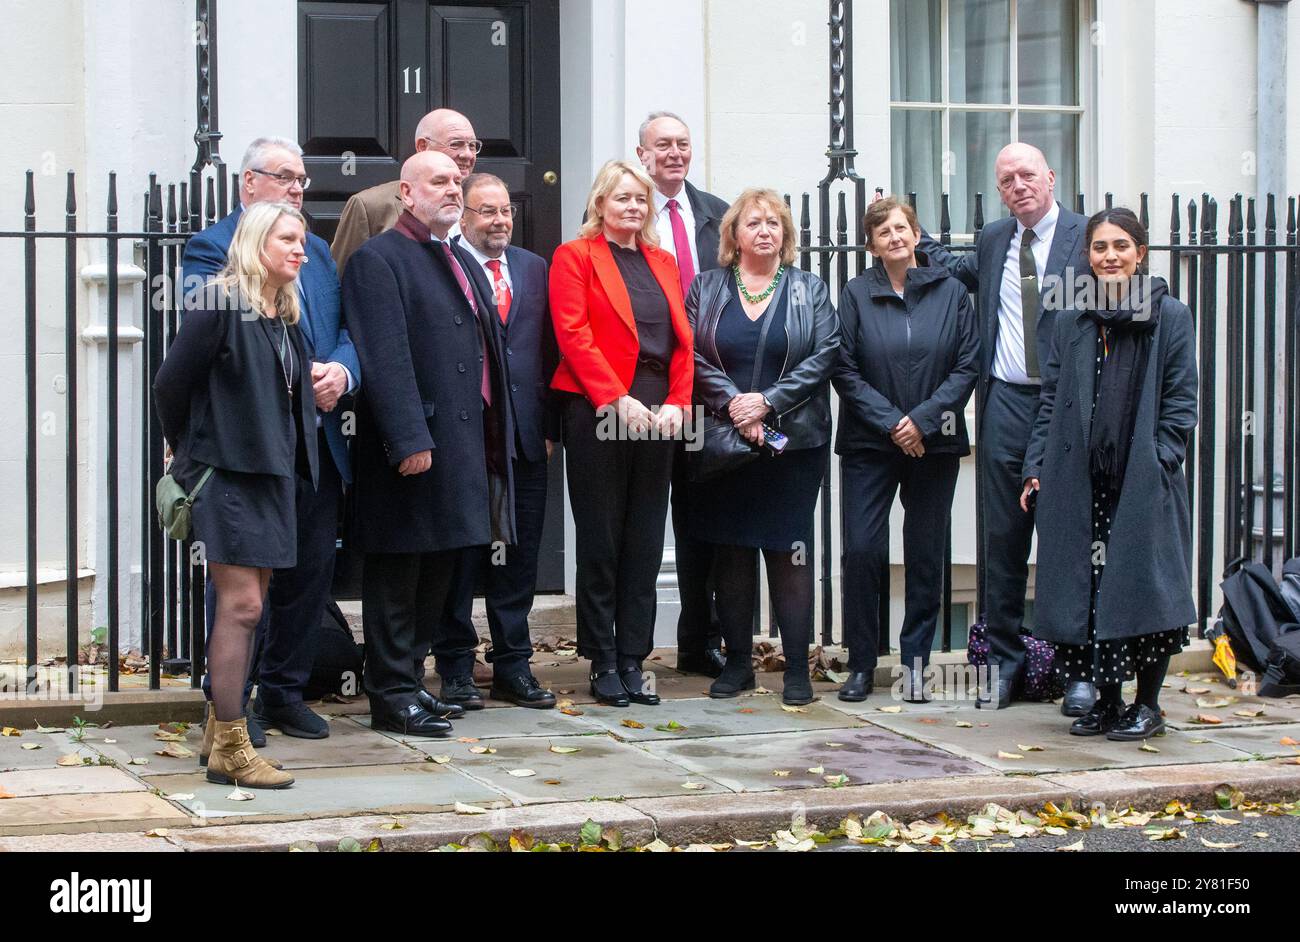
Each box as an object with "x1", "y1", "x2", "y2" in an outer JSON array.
[
  {"x1": 302, "y1": 601, "x2": 365, "y2": 701},
  {"x1": 1215, "y1": 559, "x2": 1300, "y2": 697}
]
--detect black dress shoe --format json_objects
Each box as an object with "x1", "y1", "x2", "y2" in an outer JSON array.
[
  {"x1": 677, "y1": 648, "x2": 725, "y2": 678},
  {"x1": 709, "y1": 654, "x2": 756, "y2": 699},
  {"x1": 491, "y1": 673, "x2": 557, "y2": 709},
  {"x1": 620, "y1": 668, "x2": 661, "y2": 706},
  {"x1": 976, "y1": 676, "x2": 1017, "y2": 710},
  {"x1": 416, "y1": 687, "x2": 466, "y2": 719},
  {"x1": 370, "y1": 702, "x2": 453, "y2": 738},
  {"x1": 1061, "y1": 680, "x2": 1099, "y2": 717},
  {"x1": 439, "y1": 676, "x2": 485, "y2": 711},
  {"x1": 902, "y1": 666, "x2": 930, "y2": 704},
  {"x1": 246, "y1": 710, "x2": 268, "y2": 747},
  {"x1": 1069, "y1": 699, "x2": 1125, "y2": 736},
  {"x1": 837, "y1": 671, "x2": 873, "y2": 702},
  {"x1": 252, "y1": 699, "x2": 329, "y2": 739},
  {"x1": 1106, "y1": 703, "x2": 1167, "y2": 741},
  {"x1": 782, "y1": 665, "x2": 815, "y2": 706},
  {"x1": 589, "y1": 669, "x2": 629, "y2": 707}
]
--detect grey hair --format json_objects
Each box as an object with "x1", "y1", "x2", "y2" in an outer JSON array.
[
  {"x1": 638, "y1": 111, "x2": 690, "y2": 147},
  {"x1": 240, "y1": 137, "x2": 303, "y2": 174}
]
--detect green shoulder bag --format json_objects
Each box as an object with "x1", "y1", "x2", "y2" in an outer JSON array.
[{"x1": 155, "y1": 466, "x2": 214, "y2": 541}]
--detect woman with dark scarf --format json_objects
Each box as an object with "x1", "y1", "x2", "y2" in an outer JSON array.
[{"x1": 1022, "y1": 208, "x2": 1198, "y2": 741}]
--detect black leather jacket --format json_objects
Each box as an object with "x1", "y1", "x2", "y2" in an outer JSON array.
[{"x1": 686, "y1": 266, "x2": 840, "y2": 451}]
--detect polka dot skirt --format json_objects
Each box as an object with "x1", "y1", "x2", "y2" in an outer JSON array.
[{"x1": 1055, "y1": 331, "x2": 1188, "y2": 686}]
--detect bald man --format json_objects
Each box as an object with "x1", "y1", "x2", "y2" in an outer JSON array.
[
  {"x1": 331, "y1": 109, "x2": 481, "y2": 275},
  {"x1": 920, "y1": 143, "x2": 1092, "y2": 713},
  {"x1": 342, "y1": 151, "x2": 516, "y2": 737}
]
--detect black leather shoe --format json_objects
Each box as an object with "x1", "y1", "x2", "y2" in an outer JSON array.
[
  {"x1": 709, "y1": 654, "x2": 756, "y2": 699},
  {"x1": 246, "y1": 710, "x2": 268, "y2": 747},
  {"x1": 416, "y1": 686, "x2": 466, "y2": 719},
  {"x1": 677, "y1": 647, "x2": 725, "y2": 678},
  {"x1": 491, "y1": 673, "x2": 557, "y2": 709},
  {"x1": 439, "y1": 676, "x2": 485, "y2": 711},
  {"x1": 1061, "y1": 681, "x2": 1099, "y2": 717},
  {"x1": 620, "y1": 668, "x2": 661, "y2": 706},
  {"x1": 902, "y1": 666, "x2": 930, "y2": 704},
  {"x1": 782, "y1": 665, "x2": 815, "y2": 706},
  {"x1": 589, "y1": 669, "x2": 629, "y2": 707},
  {"x1": 976, "y1": 676, "x2": 1017, "y2": 710},
  {"x1": 837, "y1": 671, "x2": 873, "y2": 702},
  {"x1": 1106, "y1": 703, "x2": 1167, "y2": 742},
  {"x1": 369, "y1": 702, "x2": 453, "y2": 738},
  {"x1": 252, "y1": 699, "x2": 329, "y2": 739},
  {"x1": 1069, "y1": 699, "x2": 1125, "y2": 736}
]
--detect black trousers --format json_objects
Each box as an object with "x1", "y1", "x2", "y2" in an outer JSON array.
[
  {"x1": 841, "y1": 449, "x2": 960, "y2": 672},
  {"x1": 362, "y1": 550, "x2": 457, "y2": 713},
  {"x1": 670, "y1": 444, "x2": 720, "y2": 654},
  {"x1": 979, "y1": 378, "x2": 1039, "y2": 680},
  {"x1": 563, "y1": 392, "x2": 675, "y2": 665},
  {"x1": 432, "y1": 455, "x2": 549, "y2": 680},
  {"x1": 202, "y1": 427, "x2": 341, "y2": 707}
]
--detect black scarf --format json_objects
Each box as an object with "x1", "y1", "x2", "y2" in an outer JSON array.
[{"x1": 1088, "y1": 275, "x2": 1162, "y2": 491}]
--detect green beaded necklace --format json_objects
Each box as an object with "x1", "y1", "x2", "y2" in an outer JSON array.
[{"x1": 734, "y1": 264, "x2": 786, "y2": 304}]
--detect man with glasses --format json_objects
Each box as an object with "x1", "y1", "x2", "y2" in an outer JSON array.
[
  {"x1": 180, "y1": 136, "x2": 362, "y2": 746},
  {"x1": 431, "y1": 173, "x2": 559, "y2": 709},
  {"x1": 331, "y1": 109, "x2": 482, "y2": 275},
  {"x1": 634, "y1": 111, "x2": 731, "y2": 679}
]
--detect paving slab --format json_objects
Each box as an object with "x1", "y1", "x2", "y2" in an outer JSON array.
[
  {"x1": 821, "y1": 687, "x2": 973, "y2": 719},
  {"x1": 1195, "y1": 723, "x2": 1300, "y2": 759},
  {"x1": 0, "y1": 792, "x2": 192, "y2": 836},
  {"x1": 640, "y1": 725, "x2": 986, "y2": 793},
  {"x1": 0, "y1": 731, "x2": 93, "y2": 771},
  {"x1": 0, "y1": 765, "x2": 148, "y2": 798},
  {"x1": 577, "y1": 696, "x2": 858, "y2": 742},
  {"x1": 363, "y1": 706, "x2": 604, "y2": 742},
  {"x1": 141, "y1": 762, "x2": 508, "y2": 823},
  {"x1": 201, "y1": 716, "x2": 423, "y2": 773},
  {"x1": 863, "y1": 702, "x2": 1249, "y2": 773},
  {"x1": 420, "y1": 733, "x2": 726, "y2": 803},
  {"x1": 1159, "y1": 681, "x2": 1299, "y2": 730}
]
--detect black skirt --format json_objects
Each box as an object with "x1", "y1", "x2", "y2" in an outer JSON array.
[{"x1": 177, "y1": 455, "x2": 297, "y2": 570}]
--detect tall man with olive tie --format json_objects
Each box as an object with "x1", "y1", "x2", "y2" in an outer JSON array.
[
  {"x1": 635, "y1": 111, "x2": 731, "y2": 678},
  {"x1": 920, "y1": 143, "x2": 1094, "y2": 713}
]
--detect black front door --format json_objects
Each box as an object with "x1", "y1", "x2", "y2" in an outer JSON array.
[{"x1": 297, "y1": 0, "x2": 566, "y2": 592}]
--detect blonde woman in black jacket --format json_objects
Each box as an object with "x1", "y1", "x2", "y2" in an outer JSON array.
[{"x1": 833, "y1": 197, "x2": 979, "y2": 703}]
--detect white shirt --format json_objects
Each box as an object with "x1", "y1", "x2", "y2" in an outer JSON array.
[
  {"x1": 653, "y1": 187, "x2": 700, "y2": 276},
  {"x1": 992, "y1": 200, "x2": 1060, "y2": 386},
  {"x1": 457, "y1": 236, "x2": 513, "y2": 297}
]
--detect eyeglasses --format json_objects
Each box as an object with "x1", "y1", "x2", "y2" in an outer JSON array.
[
  {"x1": 464, "y1": 204, "x2": 515, "y2": 220},
  {"x1": 251, "y1": 168, "x2": 311, "y2": 190},
  {"x1": 425, "y1": 137, "x2": 484, "y2": 155}
]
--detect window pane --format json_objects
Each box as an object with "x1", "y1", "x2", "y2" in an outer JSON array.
[
  {"x1": 950, "y1": 110, "x2": 1013, "y2": 232},
  {"x1": 1018, "y1": 0, "x2": 1079, "y2": 105},
  {"x1": 891, "y1": 109, "x2": 942, "y2": 230},
  {"x1": 1019, "y1": 111, "x2": 1079, "y2": 209},
  {"x1": 890, "y1": 0, "x2": 941, "y2": 103},
  {"x1": 950, "y1": 0, "x2": 1011, "y2": 104}
]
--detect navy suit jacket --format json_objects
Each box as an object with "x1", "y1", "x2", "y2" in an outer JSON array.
[
  {"x1": 458, "y1": 242, "x2": 557, "y2": 463},
  {"x1": 180, "y1": 206, "x2": 360, "y2": 483}
]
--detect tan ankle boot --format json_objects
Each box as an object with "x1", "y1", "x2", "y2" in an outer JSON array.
[
  {"x1": 200, "y1": 711, "x2": 281, "y2": 769},
  {"x1": 206, "y1": 718, "x2": 294, "y2": 789}
]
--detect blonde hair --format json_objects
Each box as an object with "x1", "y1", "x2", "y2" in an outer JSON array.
[
  {"x1": 578, "y1": 160, "x2": 660, "y2": 246},
  {"x1": 718, "y1": 189, "x2": 798, "y2": 268},
  {"x1": 214, "y1": 202, "x2": 305, "y2": 325}
]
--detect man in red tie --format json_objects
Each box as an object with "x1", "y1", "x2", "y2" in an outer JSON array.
[{"x1": 635, "y1": 111, "x2": 731, "y2": 678}]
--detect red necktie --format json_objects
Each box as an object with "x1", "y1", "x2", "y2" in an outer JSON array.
[
  {"x1": 486, "y1": 259, "x2": 512, "y2": 324},
  {"x1": 439, "y1": 240, "x2": 491, "y2": 406},
  {"x1": 666, "y1": 198, "x2": 695, "y2": 299}
]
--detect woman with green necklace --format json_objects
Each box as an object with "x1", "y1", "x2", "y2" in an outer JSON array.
[{"x1": 685, "y1": 188, "x2": 840, "y2": 705}]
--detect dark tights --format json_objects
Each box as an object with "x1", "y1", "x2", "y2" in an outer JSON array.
[
  {"x1": 208, "y1": 564, "x2": 270, "y2": 722},
  {"x1": 712, "y1": 544, "x2": 813, "y2": 664},
  {"x1": 1094, "y1": 655, "x2": 1171, "y2": 713}
]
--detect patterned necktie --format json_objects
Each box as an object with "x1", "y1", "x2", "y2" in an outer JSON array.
[
  {"x1": 486, "y1": 259, "x2": 512, "y2": 324},
  {"x1": 1019, "y1": 228, "x2": 1040, "y2": 379},
  {"x1": 666, "y1": 198, "x2": 696, "y2": 299},
  {"x1": 439, "y1": 240, "x2": 490, "y2": 405}
]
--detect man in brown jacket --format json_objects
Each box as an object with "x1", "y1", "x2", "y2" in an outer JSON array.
[{"x1": 330, "y1": 108, "x2": 480, "y2": 275}]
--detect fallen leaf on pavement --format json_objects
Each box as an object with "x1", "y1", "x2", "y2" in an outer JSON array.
[
  {"x1": 549, "y1": 745, "x2": 581, "y2": 754},
  {"x1": 807, "y1": 765, "x2": 824, "y2": 775},
  {"x1": 1191, "y1": 714, "x2": 1223, "y2": 725},
  {"x1": 543, "y1": 779, "x2": 562, "y2": 785},
  {"x1": 21, "y1": 743, "x2": 40, "y2": 751},
  {"x1": 380, "y1": 819, "x2": 405, "y2": 831},
  {"x1": 734, "y1": 838, "x2": 772, "y2": 849},
  {"x1": 507, "y1": 769, "x2": 536, "y2": 777},
  {"x1": 654, "y1": 720, "x2": 687, "y2": 732},
  {"x1": 226, "y1": 787, "x2": 254, "y2": 802},
  {"x1": 1139, "y1": 741, "x2": 1160, "y2": 753},
  {"x1": 825, "y1": 742, "x2": 845, "y2": 748},
  {"x1": 918, "y1": 717, "x2": 941, "y2": 725},
  {"x1": 128, "y1": 757, "x2": 149, "y2": 766},
  {"x1": 153, "y1": 730, "x2": 187, "y2": 742},
  {"x1": 780, "y1": 705, "x2": 808, "y2": 714},
  {"x1": 560, "y1": 707, "x2": 584, "y2": 716},
  {"x1": 1200, "y1": 837, "x2": 1240, "y2": 849},
  {"x1": 1195, "y1": 696, "x2": 1233, "y2": 709},
  {"x1": 468, "y1": 746, "x2": 496, "y2": 755},
  {"x1": 456, "y1": 737, "x2": 479, "y2": 743},
  {"x1": 145, "y1": 829, "x2": 169, "y2": 838},
  {"x1": 1016, "y1": 744, "x2": 1045, "y2": 752},
  {"x1": 641, "y1": 839, "x2": 672, "y2": 852},
  {"x1": 621, "y1": 719, "x2": 646, "y2": 729},
  {"x1": 752, "y1": 686, "x2": 774, "y2": 695},
  {"x1": 1184, "y1": 686, "x2": 1211, "y2": 695},
  {"x1": 163, "y1": 793, "x2": 194, "y2": 801},
  {"x1": 1145, "y1": 827, "x2": 1185, "y2": 841},
  {"x1": 878, "y1": 706, "x2": 902, "y2": 714},
  {"x1": 1280, "y1": 737, "x2": 1299, "y2": 746},
  {"x1": 772, "y1": 770, "x2": 792, "y2": 777},
  {"x1": 1207, "y1": 814, "x2": 1240, "y2": 826},
  {"x1": 988, "y1": 842, "x2": 1015, "y2": 849},
  {"x1": 823, "y1": 774, "x2": 850, "y2": 787},
  {"x1": 155, "y1": 743, "x2": 194, "y2": 759},
  {"x1": 1, "y1": 727, "x2": 20, "y2": 737},
  {"x1": 1057, "y1": 839, "x2": 1084, "y2": 852},
  {"x1": 956, "y1": 721, "x2": 974, "y2": 728},
  {"x1": 1254, "y1": 832, "x2": 1269, "y2": 839},
  {"x1": 56, "y1": 753, "x2": 84, "y2": 767},
  {"x1": 454, "y1": 802, "x2": 488, "y2": 815},
  {"x1": 1233, "y1": 708, "x2": 1265, "y2": 718},
  {"x1": 34, "y1": 722, "x2": 64, "y2": 733},
  {"x1": 738, "y1": 708, "x2": 755, "y2": 714},
  {"x1": 681, "y1": 781, "x2": 707, "y2": 790},
  {"x1": 429, "y1": 755, "x2": 452, "y2": 764},
  {"x1": 997, "y1": 751, "x2": 1024, "y2": 760}
]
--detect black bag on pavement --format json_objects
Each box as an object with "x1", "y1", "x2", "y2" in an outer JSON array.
[
  {"x1": 302, "y1": 601, "x2": 365, "y2": 701},
  {"x1": 1279, "y1": 557, "x2": 1300, "y2": 622},
  {"x1": 1215, "y1": 559, "x2": 1300, "y2": 696}
]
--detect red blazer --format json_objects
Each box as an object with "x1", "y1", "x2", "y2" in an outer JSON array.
[{"x1": 549, "y1": 234, "x2": 694, "y2": 409}]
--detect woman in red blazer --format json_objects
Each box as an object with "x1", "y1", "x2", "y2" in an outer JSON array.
[{"x1": 550, "y1": 159, "x2": 694, "y2": 706}]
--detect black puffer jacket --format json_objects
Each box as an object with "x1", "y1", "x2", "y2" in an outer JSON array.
[
  {"x1": 687, "y1": 266, "x2": 840, "y2": 450},
  {"x1": 832, "y1": 257, "x2": 979, "y2": 455}
]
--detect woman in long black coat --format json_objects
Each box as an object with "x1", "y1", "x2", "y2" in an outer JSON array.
[{"x1": 1022, "y1": 208, "x2": 1198, "y2": 742}]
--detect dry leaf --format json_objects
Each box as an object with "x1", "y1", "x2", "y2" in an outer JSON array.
[
  {"x1": 507, "y1": 769, "x2": 536, "y2": 777},
  {"x1": 752, "y1": 686, "x2": 774, "y2": 695},
  {"x1": 823, "y1": 774, "x2": 850, "y2": 787},
  {"x1": 56, "y1": 753, "x2": 84, "y2": 767},
  {"x1": 807, "y1": 765, "x2": 825, "y2": 775},
  {"x1": 988, "y1": 841, "x2": 1015, "y2": 849},
  {"x1": 1233, "y1": 708, "x2": 1265, "y2": 718},
  {"x1": 163, "y1": 793, "x2": 195, "y2": 801},
  {"x1": 549, "y1": 745, "x2": 581, "y2": 754},
  {"x1": 997, "y1": 751, "x2": 1025, "y2": 760},
  {"x1": 1139, "y1": 741, "x2": 1160, "y2": 753},
  {"x1": 1191, "y1": 714, "x2": 1223, "y2": 725},
  {"x1": 780, "y1": 705, "x2": 808, "y2": 714},
  {"x1": 1200, "y1": 837, "x2": 1241, "y2": 849},
  {"x1": 1208, "y1": 814, "x2": 1240, "y2": 826},
  {"x1": 543, "y1": 779, "x2": 562, "y2": 785},
  {"x1": 153, "y1": 730, "x2": 187, "y2": 742},
  {"x1": 454, "y1": 802, "x2": 488, "y2": 815},
  {"x1": 1016, "y1": 744, "x2": 1045, "y2": 752},
  {"x1": 1254, "y1": 832, "x2": 1269, "y2": 839},
  {"x1": 1185, "y1": 686, "x2": 1211, "y2": 695},
  {"x1": 772, "y1": 770, "x2": 792, "y2": 777},
  {"x1": 20, "y1": 742, "x2": 40, "y2": 751},
  {"x1": 145, "y1": 829, "x2": 170, "y2": 838},
  {"x1": 825, "y1": 741, "x2": 845, "y2": 748},
  {"x1": 642, "y1": 839, "x2": 672, "y2": 852},
  {"x1": 456, "y1": 737, "x2": 479, "y2": 743},
  {"x1": 155, "y1": 743, "x2": 194, "y2": 759},
  {"x1": 1057, "y1": 839, "x2": 1085, "y2": 852},
  {"x1": 429, "y1": 754, "x2": 452, "y2": 764},
  {"x1": 128, "y1": 757, "x2": 150, "y2": 766},
  {"x1": 0, "y1": 727, "x2": 20, "y2": 737},
  {"x1": 468, "y1": 746, "x2": 496, "y2": 755},
  {"x1": 1145, "y1": 827, "x2": 1185, "y2": 841},
  {"x1": 103, "y1": 739, "x2": 116, "y2": 744},
  {"x1": 560, "y1": 707, "x2": 584, "y2": 716},
  {"x1": 878, "y1": 706, "x2": 903, "y2": 714},
  {"x1": 738, "y1": 708, "x2": 756, "y2": 714},
  {"x1": 380, "y1": 819, "x2": 405, "y2": 831},
  {"x1": 681, "y1": 782, "x2": 707, "y2": 790},
  {"x1": 226, "y1": 787, "x2": 254, "y2": 802},
  {"x1": 34, "y1": 722, "x2": 64, "y2": 734},
  {"x1": 1196, "y1": 696, "x2": 1233, "y2": 709},
  {"x1": 1280, "y1": 737, "x2": 1300, "y2": 746},
  {"x1": 621, "y1": 719, "x2": 646, "y2": 729},
  {"x1": 955, "y1": 721, "x2": 974, "y2": 728}
]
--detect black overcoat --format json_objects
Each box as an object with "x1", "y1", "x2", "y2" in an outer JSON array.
[
  {"x1": 343, "y1": 226, "x2": 516, "y2": 554},
  {"x1": 1022, "y1": 278, "x2": 1199, "y2": 643}
]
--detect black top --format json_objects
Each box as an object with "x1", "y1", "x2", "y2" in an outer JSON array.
[
  {"x1": 715, "y1": 281, "x2": 788, "y2": 391},
  {"x1": 265, "y1": 315, "x2": 311, "y2": 480},
  {"x1": 610, "y1": 242, "x2": 674, "y2": 369}
]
